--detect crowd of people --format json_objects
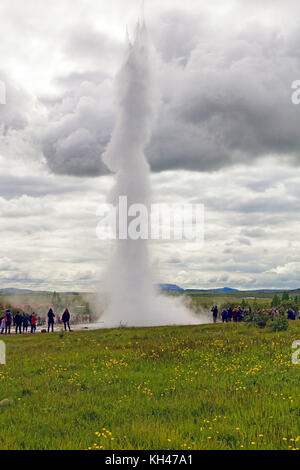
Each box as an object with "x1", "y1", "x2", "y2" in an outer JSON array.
[
  {"x1": 211, "y1": 305, "x2": 300, "y2": 323},
  {"x1": 0, "y1": 308, "x2": 71, "y2": 334},
  {"x1": 211, "y1": 305, "x2": 247, "y2": 323}
]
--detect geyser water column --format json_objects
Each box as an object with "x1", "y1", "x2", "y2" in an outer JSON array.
[{"x1": 100, "y1": 22, "x2": 203, "y2": 327}]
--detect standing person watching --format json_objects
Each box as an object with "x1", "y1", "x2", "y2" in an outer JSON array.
[
  {"x1": 22, "y1": 313, "x2": 29, "y2": 333},
  {"x1": 30, "y1": 313, "x2": 37, "y2": 333},
  {"x1": 221, "y1": 309, "x2": 228, "y2": 323},
  {"x1": 5, "y1": 310, "x2": 12, "y2": 334},
  {"x1": 211, "y1": 306, "x2": 218, "y2": 323},
  {"x1": 15, "y1": 311, "x2": 22, "y2": 334},
  {"x1": 1, "y1": 316, "x2": 6, "y2": 334},
  {"x1": 62, "y1": 308, "x2": 71, "y2": 331},
  {"x1": 47, "y1": 308, "x2": 55, "y2": 333},
  {"x1": 232, "y1": 308, "x2": 238, "y2": 322}
]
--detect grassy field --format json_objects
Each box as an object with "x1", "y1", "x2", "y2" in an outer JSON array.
[{"x1": 0, "y1": 322, "x2": 299, "y2": 450}]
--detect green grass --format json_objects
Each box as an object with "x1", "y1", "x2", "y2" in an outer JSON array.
[{"x1": 0, "y1": 322, "x2": 299, "y2": 450}]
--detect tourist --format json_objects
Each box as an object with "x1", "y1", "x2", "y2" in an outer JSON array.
[
  {"x1": 5, "y1": 310, "x2": 12, "y2": 334},
  {"x1": 15, "y1": 311, "x2": 23, "y2": 334},
  {"x1": 221, "y1": 309, "x2": 228, "y2": 323},
  {"x1": 0, "y1": 316, "x2": 5, "y2": 334},
  {"x1": 232, "y1": 309, "x2": 238, "y2": 323},
  {"x1": 237, "y1": 307, "x2": 243, "y2": 322},
  {"x1": 287, "y1": 308, "x2": 295, "y2": 320},
  {"x1": 62, "y1": 308, "x2": 71, "y2": 331},
  {"x1": 227, "y1": 307, "x2": 232, "y2": 322},
  {"x1": 22, "y1": 313, "x2": 29, "y2": 333},
  {"x1": 211, "y1": 306, "x2": 218, "y2": 323},
  {"x1": 47, "y1": 308, "x2": 55, "y2": 333},
  {"x1": 30, "y1": 313, "x2": 37, "y2": 333}
]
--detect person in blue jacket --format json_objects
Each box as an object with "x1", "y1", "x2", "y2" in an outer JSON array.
[
  {"x1": 221, "y1": 309, "x2": 228, "y2": 323},
  {"x1": 5, "y1": 310, "x2": 12, "y2": 334},
  {"x1": 22, "y1": 313, "x2": 29, "y2": 333},
  {"x1": 14, "y1": 311, "x2": 23, "y2": 334}
]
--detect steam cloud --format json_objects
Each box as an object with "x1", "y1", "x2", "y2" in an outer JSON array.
[{"x1": 100, "y1": 22, "x2": 202, "y2": 327}]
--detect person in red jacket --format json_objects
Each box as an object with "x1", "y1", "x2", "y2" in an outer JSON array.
[
  {"x1": 30, "y1": 313, "x2": 37, "y2": 333},
  {"x1": 232, "y1": 309, "x2": 238, "y2": 322}
]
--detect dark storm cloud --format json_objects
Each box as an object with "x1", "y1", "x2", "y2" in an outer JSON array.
[
  {"x1": 42, "y1": 79, "x2": 113, "y2": 176},
  {"x1": 149, "y1": 22, "x2": 300, "y2": 172},
  {"x1": 38, "y1": 10, "x2": 300, "y2": 177},
  {"x1": 37, "y1": 21, "x2": 126, "y2": 176}
]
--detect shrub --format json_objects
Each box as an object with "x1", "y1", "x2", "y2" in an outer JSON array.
[
  {"x1": 243, "y1": 310, "x2": 255, "y2": 322},
  {"x1": 271, "y1": 294, "x2": 280, "y2": 307},
  {"x1": 267, "y1": 315, "x2": 289, "y2": 332},
  {"x1": 253, "y1": 312, "x2": 269, "y2": 328}
]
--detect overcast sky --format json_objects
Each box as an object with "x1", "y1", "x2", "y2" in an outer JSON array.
[{"x1": 1, "y1": 0, "x2": 300, "y2": 291}]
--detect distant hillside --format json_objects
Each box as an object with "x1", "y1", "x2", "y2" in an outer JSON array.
[
  {"x1": 158, "y1": 284, "x2": 184, "y2": 292},
  {"x1": 160, "y1": 285, "x2": 300, "y2": 294},
  {"x1": 185, "y1": 287, "x2": 240, "y2": 293},
  {"x1": 1, "y1": 285, "x2": 300, "y2": 296},
  {"x1": 0, "y1": 288, "x2": 34, "y2": 294},
  {"x1": 159, "y1": 285, "x2": 240, "y2": 293}
]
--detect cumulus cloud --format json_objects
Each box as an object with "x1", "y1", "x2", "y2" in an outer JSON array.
[
  {"x1": 42, "y1": 79, "x2": 114, "y2": 175},
  {"x1": 1, "y1": 1, "x2": 300, "y2": 291},
  {"x1": 0, "y1": 158, "x2": 299, "y2": 290},
  {"x1": 149, "y1": 9, "x2": 207, "y2": 65},
  {"x1": 2, "y1": 1, "x2": 300, "y2": 178},
  {"x1": 149, "y1": 22, "x2": 300, "y2": 172},
  {"x1": 31, "y1": 7, "x2": 300, "y2": 177}
]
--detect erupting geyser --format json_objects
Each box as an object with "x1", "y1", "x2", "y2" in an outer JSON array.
[{"x1": 100, "y1": 21, "x2": 204, "y2": 327}]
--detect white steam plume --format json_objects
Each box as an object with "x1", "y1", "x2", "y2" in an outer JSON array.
[{"x1": 100, "y1": 22, "x2": 203, "y2": 327}]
